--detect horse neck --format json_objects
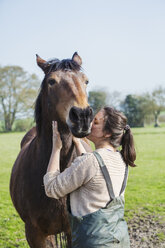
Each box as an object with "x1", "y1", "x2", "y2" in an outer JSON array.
[
  {"x1": 60, "y1": 130, "x2": 76, "y2": 172},
  {"x1": 38, "y1": 122, "x2": 76, "y2": 172}
]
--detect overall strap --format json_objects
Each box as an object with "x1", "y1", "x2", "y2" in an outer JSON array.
[
  {"x1": 119, "y1": 164, "x2": 128, "y2": 195},
  {"x1": 93, "y1": 151, "x2": 115, "y2": 200}
]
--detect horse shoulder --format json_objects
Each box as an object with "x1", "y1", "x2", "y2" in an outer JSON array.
[{"x1": 20, "y1": 127, "x2": 37, "y2": 149}]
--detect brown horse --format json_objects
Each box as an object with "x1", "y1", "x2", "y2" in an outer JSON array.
[{"x1": 10, "y1": 53, "x2": 93, "y2": 248}]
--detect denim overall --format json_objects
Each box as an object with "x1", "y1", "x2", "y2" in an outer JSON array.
[{"x1": 68, "y1": 151, "x2": 130, "y2": 248}]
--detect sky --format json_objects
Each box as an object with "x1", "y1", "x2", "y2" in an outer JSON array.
[{"x1": 0, "y1": 0, "x2": 165, "y2": 96}]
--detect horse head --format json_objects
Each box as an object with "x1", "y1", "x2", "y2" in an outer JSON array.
[{"x1": 35, "y1": 52, "x2": 94, "y2": 138}]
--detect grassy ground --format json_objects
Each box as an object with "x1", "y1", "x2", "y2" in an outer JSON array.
[
  {"x1": 0, "y1": 133, "x2": 28, "y2": 248},
  {"x1": 0, "y1": 128, "x2": 165, "y2": 247},
  {"x1": 125, "y1": 127, "x2": 165, "y2": 219}
]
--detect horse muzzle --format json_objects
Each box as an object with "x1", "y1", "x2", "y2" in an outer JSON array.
[{"x1": 67, "y1": 106, "x2": 94, "y2": 138}]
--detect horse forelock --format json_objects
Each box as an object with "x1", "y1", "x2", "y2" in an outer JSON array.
[{"x1": 46, "y1": 58, "x2": 81, "y2": 74}]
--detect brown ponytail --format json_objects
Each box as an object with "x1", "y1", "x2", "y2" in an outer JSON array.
[
  {"x1": 103, "y1": 107, "x2": 136, "y2": 167},
  {"x1": 120, "y1": 128, "x2": 136, "y2": 167}
]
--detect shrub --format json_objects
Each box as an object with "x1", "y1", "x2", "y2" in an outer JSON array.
[{"x1": 13, "y1": 118, "x2": 35, "y2": 132}]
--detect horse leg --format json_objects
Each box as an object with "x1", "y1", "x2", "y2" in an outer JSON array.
[
  {"x1": 66, "y1": 232, "x2": 72, "y2": 248},
  {"x1": 25, "y1": 222, "x2": 56, "y2": 248}
]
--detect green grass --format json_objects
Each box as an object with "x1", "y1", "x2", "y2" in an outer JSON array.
[
  {"x1": 0, "y1": 128, "x2": 165, "y2": 247},
  {"x1": 125, "y1": 127, "x2": 165, "y2": 218},
  {"x1": 0, "y1": 133, "x2": 28, "y2": 248},
  {"x1": 157, "y1": 231, "x2": 165, "y2": 242}
]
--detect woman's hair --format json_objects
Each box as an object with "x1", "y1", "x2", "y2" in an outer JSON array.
[{"x1": 103, "y1": 107, "x2": 136, "y2": 167}]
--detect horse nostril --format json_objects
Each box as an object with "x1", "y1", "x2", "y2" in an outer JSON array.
[
  {"x1": 69, "y1": 106, "x2": 94, "y2": 124},
  {"x1": 89, "y1": 107, "x2": 93, "y2": 116},
  {"x1": 88, "y1": 107, "x2": 94, "y2": 120},
  {"x1": 69, "y1": 107, "x2": 79, "y2": 122}
]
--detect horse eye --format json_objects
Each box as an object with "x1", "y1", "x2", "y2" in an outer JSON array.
[
  {"x1": 48, "y1": 79, "x2": 56, "y2": 86},
  {"x1": 85, "y1": 80, "x2": 89, "y2": 85}
]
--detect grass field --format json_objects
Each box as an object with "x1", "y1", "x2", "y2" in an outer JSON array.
[{"x1": 0, "y1": 128, "x2": 165, "y2": 247}]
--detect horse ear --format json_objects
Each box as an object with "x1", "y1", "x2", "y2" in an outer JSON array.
[
  {"x1": 36, "y1": 54, "x2": 50, "y2": 74},
  {"x1": 72, "y1": 52, "x2": 82, "y2": 66}
]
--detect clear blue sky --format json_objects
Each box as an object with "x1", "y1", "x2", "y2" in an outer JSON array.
[{"x1": 0, "y1": 0, "x2": 165, "y2": 95}]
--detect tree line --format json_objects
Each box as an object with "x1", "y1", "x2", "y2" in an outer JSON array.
[
  {"x1": 0, "y1": 65, "x2": 165, "y2": 132},
  {"x1": 88, "y1": 87, "x2": 165, "y2": 127},
  {"x1": 0, "y1": 65, "x2": 39, "y2": 131}
]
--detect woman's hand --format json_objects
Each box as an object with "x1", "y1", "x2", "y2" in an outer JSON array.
[
  {"x1": 52, "y1": 121, "x2": 62, "y2": 150},
  {"x1": 72, "y1": 136, "x2": 81, "y2": 146}
]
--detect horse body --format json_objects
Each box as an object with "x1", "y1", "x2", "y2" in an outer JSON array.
[
  {"x1": 11, "y1": 132, "x2": 74, "y2": 246},
  {"x1": 10, "y1": 53, "x2": 93, "y2": 248}
]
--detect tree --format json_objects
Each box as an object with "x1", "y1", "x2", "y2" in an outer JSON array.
[
  {"x1": 120, "y1": 87, "x2": 165, "y2": 127},
  {"x1": 88, "y1": 91, "x2": 107, "y2": 114},
  {"x1": 107, "y1": 91, "x2": 122, "y2": 109},
  {"x1": 139, "y1": 86, "x2": 165, "y2": 127},
  {"x1": 0, "y1": 65, "x2": 39, "y2": 131},
  {"x1": 121, "y1": 94, "x2": 145, "y2": 127},
  {"x1": 136, "y1": 93, "x2": 154, "y2": 121},
  {"x1": 150, "y1": 86, "x2": 165, "y2": 127}
]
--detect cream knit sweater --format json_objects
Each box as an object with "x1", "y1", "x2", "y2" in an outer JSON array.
[{"x1": 43, "y1": 148, "x2": 127, "y2": 217}]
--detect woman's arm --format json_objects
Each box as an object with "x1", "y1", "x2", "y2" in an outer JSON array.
[
  {"x1": 44, "y1": 121, "x2": 97, "y2": 199},
  {"x1": 46, "y1": 121, "x2": 62, "y2": 173},
  {"x1": 44, "y1": 153, "x2": 97, "y2": 199}
]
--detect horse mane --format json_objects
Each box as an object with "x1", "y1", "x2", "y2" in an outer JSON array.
[
  {"x1": 35, "y1": 91, "x2": 42, "y2": 136},
  {"x1": 34, "y1": 58, "x2": 82, "y2": 136}
]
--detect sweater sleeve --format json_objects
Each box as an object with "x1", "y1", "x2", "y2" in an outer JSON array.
[{"x1": 43, "y1": 153, "x2": 97, "y2": 199}]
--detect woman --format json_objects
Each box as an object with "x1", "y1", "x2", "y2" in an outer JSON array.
[{"x1": 43, "y1": 107, "x2": 136, "y2": 248}]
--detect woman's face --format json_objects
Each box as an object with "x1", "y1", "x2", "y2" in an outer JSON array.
[{"x1": 87, "y1": 109, "x2": 106, "y2": 141}]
